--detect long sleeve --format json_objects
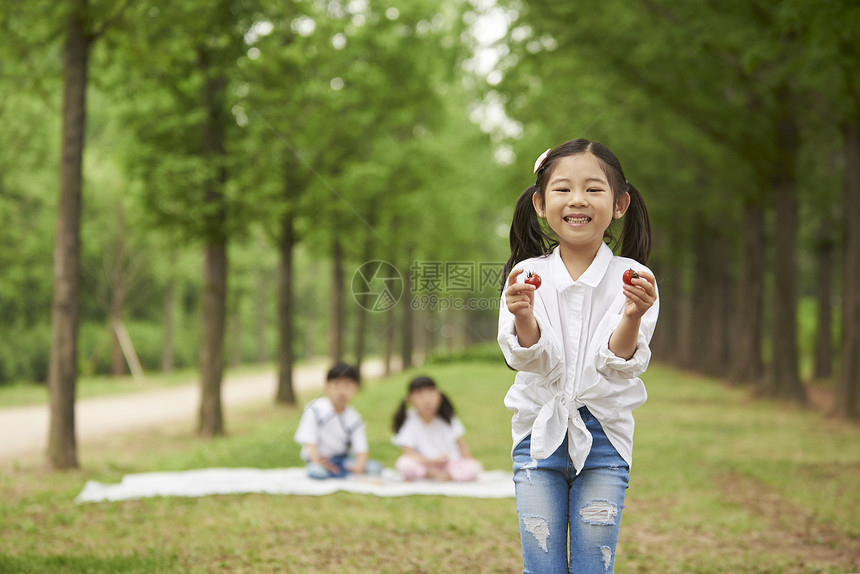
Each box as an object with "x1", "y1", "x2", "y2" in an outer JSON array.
[
  {"x1": 497, "y1": 293, "x2": 563, "y2": 377},
  {"x1": 592, "y1": 289, "x2": 659, "y2": 380}
]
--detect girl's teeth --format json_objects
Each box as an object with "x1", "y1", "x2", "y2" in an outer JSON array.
[{"x1": 565, "y1": 216, "x2": 589, "y2": 223}]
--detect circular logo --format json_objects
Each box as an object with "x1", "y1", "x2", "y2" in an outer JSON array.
[{"x1": 351, "y1": 260, "x2": 403, "y2": 312}]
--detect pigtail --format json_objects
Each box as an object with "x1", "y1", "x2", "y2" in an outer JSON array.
[
  {"x1": 502, "y1": 185, "x2": 556, "y2": 291},
  {"x1": 437, "y1": 393, "x2": 455, "y2": 425},
  {"x1": 392, "y1": 399, "x2": 408, "y2": 434},
  {"x1": 619, "y1": 182, "x2": 652, "y2": 264}
]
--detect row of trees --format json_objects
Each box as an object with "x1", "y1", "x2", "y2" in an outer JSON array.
[
  {"x1": 1, "y1": 0, "x2": 508, "y2": 468},
  {"x1": 1, "y1": 0, "x2": 858, "y2": 470},
  {"x1": 491, "y1": 0, "x2": 859, "y2": 412}
]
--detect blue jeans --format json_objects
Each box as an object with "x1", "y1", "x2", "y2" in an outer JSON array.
[
  {"x1": 512, "y1": 407, "x2": 629, "y2": 574},
  {"x1": 306, "y1": 455, "x2": 383, "y2": 479}
]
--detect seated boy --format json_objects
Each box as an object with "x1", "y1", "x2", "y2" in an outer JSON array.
[{"x1": 294, "y1": 362, "x2": 383, "y2": 479}]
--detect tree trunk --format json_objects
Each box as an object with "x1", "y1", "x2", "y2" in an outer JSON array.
[
  {"x1": 649, "y1": 259, "x2": 681, "y2": 365},
  {"x1": 199, "y1": 241, "x2": 227, "y2": 436},
  {"x1": 276, "y1": 212, "x2": 296, "y2": 405},
  {"x1": 354, "y1": 235, "x2": 373, "y2": 371},
  {"x1": 703, "y1": 233, "x2": 733, "y2": 376},
  {"x1": 401, "y1": 252, "x2": 414, "y2": 369},
  {"x1": 110, "y1": 283, "x2": 127, "y2": 375},
  {"x1": 838, "y1": 117, "x2": 860, "y2": 418},
  {"x1": 731, "y1": 202, "x2": 766, "y2": 384},
  {"x1": 161, "y1": 250, "x2": 176, "y2": 373},
  {"x1": 329, "y1": 239, "x2": 344, "y2": 363},
  {"x1": 464, "y1": 309, "x2": 477, "y2": 347},
  {"x1": 47, "y1": 3, "x2": 89, "y2": 469},
  {"x1": 764, "y1": 106, "x2": 806, "y2": 404},
  {"x1": 674, "y1": 270, "x2": 694, "y2": 369},
  {"x1": 229, "y1": 296, "x2": 241, "y2": 368},
  {"x1": 687, "y1": 217, "x2": 713, "y2": 372},
  {"x1": 110, "y1": 206, "x2": 127, "y2": 376},
  {"x1": 196, "y1": 46, "x2": 228, "y2": 437},
  {"x1": 384, "y1": 305, "x2": 394, "y2": 375},
  {"x1": 256, "y1": 268, "x2": 268, "y2": 363},
  {"x1": 424, "y1": 308, "x2": 437, "y2": 357},
  {"x1": 685, "y1": 219, "x2": 734, "y2": 377},
  {"x1": 813, "y1": 219, "x2": 835, "y2": 380}
]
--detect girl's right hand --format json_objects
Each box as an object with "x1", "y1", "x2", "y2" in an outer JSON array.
[{"x1": 504, "y1": 267, "x2": 536, "y2": 319}]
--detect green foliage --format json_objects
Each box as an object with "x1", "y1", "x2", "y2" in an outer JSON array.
[
  {"x1": 0, "y1": 51, "x2": 59, "y2": 344},
  {"x1": 77, "y1": 320, "x2": 200, "y2": 377},
  {"x1": 0, "y1": 323, "x2": 52, "y2": 384},
  {"x1": 1, "y1": 0, "x2": 855, "y2": 398}
]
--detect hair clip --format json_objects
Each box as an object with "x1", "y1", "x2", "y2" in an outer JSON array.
[{"x1": 533, "y1": 148, "x2": 551, "y2": 174}]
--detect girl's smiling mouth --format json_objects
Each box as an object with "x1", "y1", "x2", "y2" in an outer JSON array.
[{"x1": 563, "y1": 215, "x2": 592, "y2": 224}]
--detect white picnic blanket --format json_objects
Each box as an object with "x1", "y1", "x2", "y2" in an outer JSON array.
[{"x1": 75, "y1": 467, "x2": 515, "y2": 503}]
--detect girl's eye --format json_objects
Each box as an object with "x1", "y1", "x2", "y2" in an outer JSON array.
[
  {"x1": 587, "y1": 188, "x2": 604, "y2": 193},
  {"x1": 552, "y1": 188, "x2": 570, "y2": 193}
]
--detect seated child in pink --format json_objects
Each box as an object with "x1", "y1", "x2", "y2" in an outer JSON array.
[{"x1": 391, "y1": 376, "x2": 483, "y2": 482}]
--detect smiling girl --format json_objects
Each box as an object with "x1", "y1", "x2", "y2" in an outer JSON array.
[{"x1": 499, "y1": 139, "x2": 659, "y2": 573}]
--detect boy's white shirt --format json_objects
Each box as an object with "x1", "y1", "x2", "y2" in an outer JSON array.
[
  {"x1": 392, "y1": 409, "x2": 466, "y2": 461},
  {"x1": 294, "y1": 397, "x2": 369, "y2": 460},
  {"x1": 498, "y1": 243, "x2": 659, "y2": 473}
]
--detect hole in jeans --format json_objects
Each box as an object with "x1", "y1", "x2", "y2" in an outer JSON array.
[
  {"x1": 601, "y1": 545, "x2": 612, "y2": 570},
  {"x1": 522, "y1": 515, "x2": 549, "y2": 552},
  {"x1": 522, "y1": 458, "x2": 538, "y2": 483},
  {"x1": 579, "y1": 499, "x2": 618, "y2": 526}
]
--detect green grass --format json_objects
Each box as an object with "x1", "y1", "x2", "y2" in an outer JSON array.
[{"x1": 1, "y1": 362, "x2": 858, "y2": 573}]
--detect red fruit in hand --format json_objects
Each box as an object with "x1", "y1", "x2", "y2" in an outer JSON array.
[
  {"x1": 622, "y1": 269, "x2": 640, "y2": 285},
  {"x1": 524, "y1": 271, "x2": 542, "y2": 289}
]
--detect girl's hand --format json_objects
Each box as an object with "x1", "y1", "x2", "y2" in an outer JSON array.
[
  {"x1": 426, "y1": 454, "x2": 449, "y2": 467},
  {"x1": 609, "y1": 272, "x2": 657, "y2": 360},
  {"x1": 504, "y1": 267, "x2": 536, "y2": 319},
  {"x1": 622, "y1": 271, "x2": 657, "y2": 320},
  {"x1": 505, "y1": 267, "x2": 541, "y2": 347}
]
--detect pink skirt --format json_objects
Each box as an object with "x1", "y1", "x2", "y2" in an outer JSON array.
[{"x1": 395, "y1": 454, "x2": 483, "y2": 482}]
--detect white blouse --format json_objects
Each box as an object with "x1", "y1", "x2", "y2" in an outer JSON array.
[
  {"x1": 497, "y1": 243, "x2": 659, "y2": 473},
  {"x1": 392, "y1": 409, "x2": 466, "y2": 461}
]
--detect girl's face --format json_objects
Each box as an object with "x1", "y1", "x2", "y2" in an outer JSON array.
[
  {"x1": 408, "y1": 387, "x2": 442, "y2": 423},
  {"x1": 533, "y1": 153, "x2": 629, "y2": 257}
]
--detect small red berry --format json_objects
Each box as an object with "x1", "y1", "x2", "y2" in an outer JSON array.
[
  {"x1": 524, "y1": 271, "x2": 542, "y2": 289},
  {"x1": 622, "y1": 269, "x2": 640, "y2": 285}
]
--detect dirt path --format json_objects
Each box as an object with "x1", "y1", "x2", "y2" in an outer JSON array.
[{"x1": 0, "y1": 359, "x2": 396, "y2": 465}]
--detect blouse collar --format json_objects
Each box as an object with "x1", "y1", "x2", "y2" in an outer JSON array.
[{"x1": 549, "y1": 243, "x2": 614, "y2": 292}]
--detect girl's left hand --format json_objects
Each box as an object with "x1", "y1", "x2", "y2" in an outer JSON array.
[{"x1": 622, "y1": 271, "x2": 657, "y2": 319}]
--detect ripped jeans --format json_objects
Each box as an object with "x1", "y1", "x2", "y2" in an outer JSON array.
[{"x1": 512, "y1": 407, "x2": 629, "y2": 574}]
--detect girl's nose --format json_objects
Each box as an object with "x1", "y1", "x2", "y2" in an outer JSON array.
[{"x1": 567, "y1": 189, "x2": 588, "y2": 205}]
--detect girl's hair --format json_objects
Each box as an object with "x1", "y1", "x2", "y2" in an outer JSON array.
[
  {"x1": 502, "y1": 139, "x2": 651, "y2": 285},
  {"x1": 392, "y1": 376, "x2": 456, "y2": 433}
]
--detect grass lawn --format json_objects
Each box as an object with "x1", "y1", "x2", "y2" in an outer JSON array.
[{"x1": 1, "y1": 361, "x2": 858, "y2": 573}]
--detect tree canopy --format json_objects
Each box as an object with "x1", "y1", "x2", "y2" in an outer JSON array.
[{"x1": 0, "y1": 0, "x2": 858, "y2": 468}]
